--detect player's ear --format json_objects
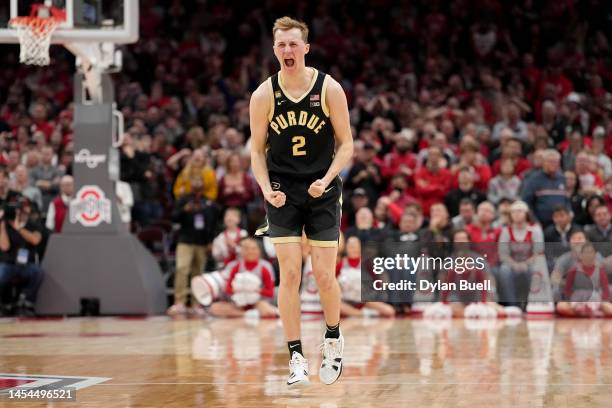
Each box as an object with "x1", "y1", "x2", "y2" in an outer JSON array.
[{"x1": 304, "y1": 43, "x2": 310, "y2": 55}]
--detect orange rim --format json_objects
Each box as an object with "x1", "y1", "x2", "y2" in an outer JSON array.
[{"x1": 9, "y1": 16, "x2": 60, "y2": 37}]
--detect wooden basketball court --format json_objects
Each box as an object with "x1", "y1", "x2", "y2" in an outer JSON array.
[{"x1": 1, "y1": 316, "x2": 611, "y2": 407}]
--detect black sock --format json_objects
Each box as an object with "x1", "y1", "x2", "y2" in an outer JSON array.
[
  {"x1": 288, "y1": 340, "x2": 303, "y2": 357},
  {"x1": 325, "y1": 322, "x2": 340, "y2": 339}
]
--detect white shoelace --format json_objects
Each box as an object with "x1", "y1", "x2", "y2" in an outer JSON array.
[
  {"x1": 320, "y1": 338, "x2": 342, "y2": 361},
  {"x1": 289, "y1": 354, "x2": 308, "y2": 371}
]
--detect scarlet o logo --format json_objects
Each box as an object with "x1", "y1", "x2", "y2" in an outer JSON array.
[{"x1": 69, "y1": 185, "x2": 112, "y2": 227}]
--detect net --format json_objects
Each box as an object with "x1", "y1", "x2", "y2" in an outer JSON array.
[{"x1": 9, "y1": 15, "x2": 61, "y2": 66}]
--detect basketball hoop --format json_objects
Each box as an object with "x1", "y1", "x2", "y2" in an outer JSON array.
[{"x1": 9, "y1": 14, "x2": 61, "y2": 66}]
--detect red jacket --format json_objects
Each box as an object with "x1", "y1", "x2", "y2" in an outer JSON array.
[
  {"x1": 31, "y1": 120, "x2": 54, "y2": 140},
  {"x1": 558, "y1": 137, "x2": 592, "y2": 152},
  {"x1": 381, "y1": 149, "x2": 418, "y2": 181},
  {"x1": 465, "y1": 223, "x2": 501, "y2": 265},
  {"x1": 51, "y1": 196, "x2": 68, "y2": 233},
  {"x1": 605, "y1": 135, "x2": 612, "y2": 158},
  {"x1": 217, "y1": 173, "x2": 255, "y2": 208},
  {"x1": 492, "y1": 157, "x2": 531, "y2": 177},
  {"x1": 414, "y1": 167, "x2": 452, "y2": 216},
  {"x1": 451, "y1": 164, "x2": 492, "y2": 191}
]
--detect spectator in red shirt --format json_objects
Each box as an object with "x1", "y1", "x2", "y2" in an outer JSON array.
[
  {"x1": 381, "y1": 129, "x2": 417, "y2": 183},
  {"x1": 465, "y1": 201, "x2": 501, "y2": 265},
  {"x1": 209, "y1": 238, "x2": 278, "y2": 318},
  {"x1": 522, "y1": 53, "x2": 541, "y2": 102},
  {"x1": 538, "y1": 67, "x2": 574, "y2": 102},
  {"x1": 492, "y1": 135, "x2": 531, "y2": 177},
  {"x1": 383, "y1": 174, "x2": 418, "y2": 209},
  {"x1": 45, "y1": 175, "x2": 74, "y2": 233},
  {"x1": 217, "y1": 152, "x2": 254, "y2": 212},
  {"x1": 29, "y1": 103, "x2": 54, "y2": 141},
  {"x1": 451, "y1": 139, "x2": 491, "y2": 191},
  {"x1": 415, "y1": 147, "x2": 452, "y2": 216}
]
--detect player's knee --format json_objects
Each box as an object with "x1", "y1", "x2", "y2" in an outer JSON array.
[
  {"x1": 280, "y1": 267, "x2": 301, "y2": 290},
  {"x1": 313, "y1": 269, "x2": 336, "y2": 292}
]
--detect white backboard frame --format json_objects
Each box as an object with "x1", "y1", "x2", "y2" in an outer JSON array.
[{"x1": 0, "y1": 0, "x2": 139, "y2": 44}]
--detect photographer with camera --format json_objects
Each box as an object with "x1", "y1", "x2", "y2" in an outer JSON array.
[
  {"x1": 0, "y1": 196, "x2": 44, "y2": 316},
  {"x1": 167, "y1": 177, "x2": 219, "y2": 316}
]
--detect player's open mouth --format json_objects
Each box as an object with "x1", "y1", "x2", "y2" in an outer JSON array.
[{"x1": 284, "y1": 58, "x2": 295, "y2": 67}]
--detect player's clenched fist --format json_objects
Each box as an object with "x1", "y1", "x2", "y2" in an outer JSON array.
[
  {"x1": 264, "y1": 190, "x2": 286, "y2": 208},
  {"x1": 308, "y1": 179, "x2": 326, "y2": 198}
]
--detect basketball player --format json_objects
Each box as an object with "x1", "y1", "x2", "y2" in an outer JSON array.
[{"x1": 250, "y1": 16, "x2": 353, "y2": 386}]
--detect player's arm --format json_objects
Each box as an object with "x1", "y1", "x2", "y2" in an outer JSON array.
[
  {"x1": 249, "y1": 82, "x2": 285, "y2": 208},
  {"x1": 317, "y1": 77, "x2": 354, "y2": 191}
]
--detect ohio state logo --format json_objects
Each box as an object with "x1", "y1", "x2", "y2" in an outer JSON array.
[{"x1": 69, "y1": 185, "x2": 112, "y2": 227}]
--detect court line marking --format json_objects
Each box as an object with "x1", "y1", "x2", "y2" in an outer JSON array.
[
  {"x1": 95, "y1": 382, "x2": 612, "y2": 386},
  {"x1": 0, "y1": 374, "x2": 111, "y2": 389}
]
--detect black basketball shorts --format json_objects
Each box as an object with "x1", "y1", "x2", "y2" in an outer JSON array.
[{"x1": 255, "y1": 174, "x2": 342, "y2": 247}]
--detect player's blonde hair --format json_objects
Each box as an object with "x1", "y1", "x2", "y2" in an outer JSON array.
[{"x1": 272, "y1": 16, "x2": 309, "y2": 42}]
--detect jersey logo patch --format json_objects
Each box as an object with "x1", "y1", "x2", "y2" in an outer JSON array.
[
  {"x1": 277, "y1": 100, "x2": 286, "y2": 106},
  {"x1": 324, "y1": 186, "x2": 334, "y2": 193},
  {"x1": 310, "y1": 94, "x2": 320, "y2": 101},
  {"x1": 275, "y1": 91, "x2": 282, "y2": 99},
  {"x1": 271, "y1": 182, "x2": 281, "y2": 190},
  {"x1": 310, "y1": 102, "x2": 321, "y2": 107}
]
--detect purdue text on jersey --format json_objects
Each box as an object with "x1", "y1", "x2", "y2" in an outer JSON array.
[{"x1": 266, "y1": 68, "x2": 335, "y2": 180}]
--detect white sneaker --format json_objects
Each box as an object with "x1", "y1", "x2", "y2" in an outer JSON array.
[
  {"x1": 287, "y1": 351, "x2": 310, "y2": 387},
  {"x1": 319, "y1": 333, "x2": 344, "y2": 385},
  {"x1": 362, "y1": 308, "x2": 380, "y2": 318}
]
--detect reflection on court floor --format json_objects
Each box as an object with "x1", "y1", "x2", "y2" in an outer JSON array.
[{"x1": 1, "y1": 317, "x2": 611, "y2": 407}]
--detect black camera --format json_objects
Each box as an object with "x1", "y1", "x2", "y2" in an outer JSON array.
[{"x1": 3, "y1": 200, "x2": 23, "y2": 221}]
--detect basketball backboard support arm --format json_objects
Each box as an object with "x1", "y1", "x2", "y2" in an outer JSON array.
[{"x1": 65, "y1": 41, "x2": 123, "y2": 103}]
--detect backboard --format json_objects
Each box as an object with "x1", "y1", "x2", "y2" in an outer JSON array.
[{"x1": 0, "y1": 0, "x2": 138, "y2": 44}]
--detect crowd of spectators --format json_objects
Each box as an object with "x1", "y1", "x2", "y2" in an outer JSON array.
[{"x1": 0, "y1": 0, "x2": 611, "y2": 316}]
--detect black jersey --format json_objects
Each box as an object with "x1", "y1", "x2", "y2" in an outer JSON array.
[{"x1": 266, "y1": 68, "x2": 335, "y2": 180}]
